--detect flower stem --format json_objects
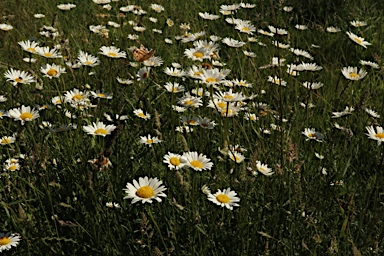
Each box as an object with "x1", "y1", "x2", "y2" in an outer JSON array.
[{"x1": 147, "y1": 207, "x2": 168, "y2": 255}]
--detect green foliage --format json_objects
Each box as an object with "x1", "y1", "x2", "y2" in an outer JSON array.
[{"x1": 0, "y1": 0, "x2": 383, "y2": 255}]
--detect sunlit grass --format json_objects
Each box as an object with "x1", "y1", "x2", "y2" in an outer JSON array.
[{"x1": 0, "y1": 0, "x2": 383, "y2": 255}]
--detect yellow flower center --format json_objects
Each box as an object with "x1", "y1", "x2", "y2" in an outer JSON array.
[
  {"x1": 72, "y1": 94, "x2": 83, "y2": 101},
  {"x1": 194, "y1": 71, "x2": 202, "y2": 76},
  {"x1": 20, "y1": 112, "x2": 33, "y2": 120},
  {"x1": 172, "y1": 88, "x2": 179, "y2": 92},
  {"x1": 138, "y1": 112, "x2": 146, "y2": 118},
  {"x1": 47, "y1": 68, "x2": 58, "y2": 76},
  {"x1": 170, "y1": 157, "x2": 180, "y2": 166},
  {"x1": 353, "y1": 37, "x2": 362, "y2": 44},
  {"x1": 1, "y1": 138, "x2": 11, "y2": 144},
  {"x1": 184, "y1": 100, "x2": 193, "y2": 105},
  {"x1": 136, "y1": 186, "x2": 154, "y2": 198},
  {"x1": 217, "y1": 102, "x2": 226, "y2": 108},
  {"x1": 193, "y1": 52, "x2": 204, "y2": 58},
  {"x1": 94, "y1": 128, "x2": 107, "y2": 135},
  {"x1": 206, "y1": 77, "x2": 217, "y2": 83},
  {"x1": 27, "y1": 47, "x2": 36, "y2": 52},
  {"x1": 9, "y1": 165, "x2": 18, "y2": 171},
  {"x1": 223, "y1": 95, "x2": 233, "y2": 100},
  {"x1": 375, "y1": 133, "x2": 384, "y2": 139},
  {"x1": 0, "y1": 236, "x2": 11, "y2": 245},
  {"x1": 308, "y1": 133, "x2": 316, "y2": 138},
  {"x1": 216, "y1": 194, "x2": 230, "y2": 203},
  {"x1": 188, "y1": 120, "x2": 197, "y2": 125},
  {"x1": 108, "y1": 52, "x2": 118, "y2": 57},
  {"x1": 97, "y1": 93, "x2": 106, "y2": 98},
  {"x1": 349, "y1": 73, "x2": 359, "y2": 78},
  {"x1": 190, "y1": 160, "x2": 203, "y2": 169},
  {"x1": 146, "y1": 139, "x2": 153, "y2": 144},
  {"x1": 238, "y1": 82, "x2": 247, "y2": 87},
  {"x1": 44, "y1": 53, "x2": 53, "y2": 57},
  {"x1": 85, "y1": 61, "x2": 93, "y2": 65},
  {"x1": 241, "y1": 27, "x2": 250, "y2": 32},
  {"x1": 15, "y1": 77, "x2": 22, "y2": 83},
  {"x1": 249, "y1": 115, "x2": 256, "y2": 120},
  {"x1": 221, "y1": 109, "x2": 233, "y2": 116}
]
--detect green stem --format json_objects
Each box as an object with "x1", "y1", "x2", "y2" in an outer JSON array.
[{"x1": 147, "y1": 206, "x2": 168, "y2": 255}]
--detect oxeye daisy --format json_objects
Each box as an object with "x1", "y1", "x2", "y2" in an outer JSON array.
[
  {"x1": 0, "y1": 233, "x2": 21, "y2": 252},
  {"x1": 199, "y1": 68, "x2": 225, "y2": 86},
  {"x1": 235, "y1": 20, "x2": 256, "y2": 34},
  {"x1": 222, "y1": 37, "x2": 246, "y2": 47},
  {"x1": 183, "y1": 151, "x2": 213, "y2": 171},
  {"x1": 178, "y1": 93, "x2": 203, "y2": 108},
  {"x1": 268, "y1": 25, "x2": 288, "y2": 35},
  {"x1": 99, "y1": 46, "x2": 126, "y2": 58},
  {"x1": 184, "y1": 47, "x2": 211, "y2": 62},
  {"x1": 228, "y1": 151, "x2": 245, "y2": 163},
  {"x1": 164, "y1": 67, "x2": 186, "y2": 77},
  {"x1": 133, "y1": 109, "x2": 151, "y2": 120},
  {"x1": 207, "y1": 188, "x2": 240, "y2": 210},
  {"x1": 199, "y1": 117, "x2": 216, "y2": 129},
  {"x1": 137, "y1": 67, "x2": 151, "y2": 82},
  {"x1": 139, "y1": 134, "x2": 161, "y2": 146},
  {"x1": 78, "y1": 50, "x2": 100, "y2": 67},
  {"x1": 36, "y1": 46, "x2": 62, "y2": 58},
  {"x1": 4, "y1": 68, "x2": 35, "y2": 86},
  {"x1": 151, "y1": 3, "x2": 164, "y2": 13},
  {"x1": 366, "y1": 126, "x2": 384, "y2": 145},
  {"x1": 64, "y1": 88, "x2": 90, "y2": 104},
  {"x1": 123, "y1": 176, "x2": 167, "y2": 204},
  {"x1": 83, "y1": 122, "x2": 116, "y2": 136},
  {"x1": 198, "y1": 12, "x2": 220, "y2": 20},
  {"x1": 267, "y1": 76, "x2": 287, "y2": 86},
  {"x1": 4, "y1": 158, "x2": 20, "y2": 172},
  {"x1": 350, "y1": 20, "x2": 367, "y2": 27},
  {"x1": 57, "y1": 3, "x2": 76, "y2": 10},
  {"x1": 18, "y1": 40, "x2": 40, "y2": 54},
  {"x1": 359, "y1": 60, "x2": 379, "y2": 69},
  {"x1": 164, "y1": 82, "x2": 185, "y2": 93},
  {"x1": 341, "y1": 66, "x2": 367, "y2": 80},
  {"x1": 364, "y1": 108, "x2": 380, "y2": 118},
  {"x1": 40, "y1": 63, "x2": 66, "y2": 79},
  {"x1": 163, "y1": 152, "x2": 187, "y2": 170},
  {"x1": 346, "y1": 31, "x2": 371, "y2": 48},
  {"x1": 8, "y1": 105, "x2": 39, "y2": 125},
  {"x1": 0, "y1": 24, "x2": 13, "y2": 31},
  {"x1": 255, "y1": 161, "x2": 274, "y2": 176},
  {"x1": 0, "y1": 134, "x2": 16, "y2": 145},
  {"x1": 302, "y1": 81, "x2": 323, "y2": 90},
  {"x1": 302, "y1": 128, "x2": 323, "y2": 142},
  {"x1": 326, "y1": 26, "x2": 341, "y2": 33}
]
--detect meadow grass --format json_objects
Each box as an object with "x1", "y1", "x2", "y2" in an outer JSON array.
[{"x1": 0, "y1": 0, "x2": 383, "y2": 255}]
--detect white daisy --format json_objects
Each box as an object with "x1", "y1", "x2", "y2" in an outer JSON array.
[
  {"x1": 123, "y1": 176, "x2": 167, "y2": 204},
  {"x1": 183, "y1": 151, "x2": 213, "y2": 171},
  {"x1": 207, "y1": 188, "x2": 240, "y2": 210}
]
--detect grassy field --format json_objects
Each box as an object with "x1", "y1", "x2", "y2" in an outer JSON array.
[{"x1": 0, "y1": 0, "x2": 383, "y2": 255}]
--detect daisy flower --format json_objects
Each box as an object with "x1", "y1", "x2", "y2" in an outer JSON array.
[
  {"x1": 137, "y1": 67, "x2": 151, "y2": 82},
  {"x1": 139, "y1": 135, "x2": 161, "y2": 146},
  {"x1": 258, "y1": 29, "x2": 274, "y2": 37},
  {"x1": 326, "y1": 26, "x2": 341, "y2": 33},
  {"x1": 4, "y1": 158, "x2": 20, "y2": 172},
  {"x1": 267, "y1": 76, "x2": 287, "y2": 86},
  {"x1": 235, "y1": 20, "x2": 256, "y2": 34},
  {"x1": 123, "y1": 176, "x2": 167, "y2": 204},
  {"x1": 201, "y1": 185, "x2": 211, "y2": 195},
  {"x1": 346, "y1": 31, "x2": 371, "y2": 48},
  {"x1": 183, "y1": 151, "x2": 213, "y2": 171},
  {"x1": 350, "y1": 20, "x2": 367, "y2": 27},
  {"x1": 295, "y1": 24, "x2": 308, "y2": 30},
  {"x1": 8, "y1": 105, "x2": 39, "y2": 125},
  {"x1": 133, "y1": 109, "x2": 150, "y2": 120},
  {"x1": 57, "y1": 3, "x2": 76, "y2": 10},
  {"x1": 222, "y1": 37, "x2": 246, "y2": 47},
  {"x1": 163, "y1": 152, "x2": 187, "y2": 170},
  {"x1": 366, "y1": 126, "x2": 384, "y2": 145},
  {"x1": 143, "y1": 56, "x2": 164, "y2": 67},
  {"x1": 99, "y1": 46, "x2": 126, "y2": 58},
  {"x1": 0, "y1": 233, "x2": 21, "y2": 252},
  {"x1": 83, "y1": 122, "x2": 116, "y2": 136},
  {"x1": 199, "y1": 68, "x2": 226, "y2": 86},
  {"x1": 290, "y1": 48, "x2": 314, "y2": 60},
  {"x1": 302, "y1": 81, "x2": 323, "y2": 90},
  {"x1": 268, "y1": 25, "x2": 288, "y2": 35},
  {"x1": 302, "y1": 128, "x2": 323, "y2": 142},
  {"x1": 0, "y1": 24, "x2": 13, "y2": 31},
  {"x1": 0, "y1": 134, "x2": 16, "y2": 145},
  {"x1": 117, "y1": 77, "x2": 134, "y2": 85},
  {"x1": 18, "y1": 40, "x2": 40, "y2": 54},
  {"x1": 4, "y1": 68, "x2": 35, "y2": 86},
  {"x1": 40, "y1": 63, "x2": 66, "y2": 79},
  {"x1": 64, "y1": 88, "x2": 90, "y2": 104},
  {"x1": 255, "y1": 161, "x2": 274, "y2": 176},
  {"x1": 180, "y1": 115, "x2": 200, "y2": 126},
  {"x1": 164, "y1": 67, "x2": 186, "y2": 77},
  {"x1": 90, "y1": 91, "x2": 112, "y2": 99},
  {"x1": 198, "y1": 12, "x2": 220, "y2": 20},
  {"x1": 184, "y1": 47, "x2": 211, "y2": 62},
  {"x1": 78, "y1": 50, "x2": 100, "y2": 67},
  {"x1": 341, "y1": 66, "x2": 367, "y2": 80},
  {"x1": 178, "y1": 93, "x2": 203, "y2": 108},
  {"x1": 364, "y1": 108, "x2": 380, "y2": 118},
  {"x1": 199, "y1": 117, "x2": 216, "y2": 129},
  {"x1": 151, "y1": 4, "x2": 164, "y2": 13},
  {"x1": 207, "y1": 188, "x2": 240, "y2": 210},
  {"x1": 296, "y1": 62, "x2": 323, "y2": 71},
  {"x1": 164, "y1": 82, "x2": 185, "y2": 93},
  {"x1": 228, "y1": 151, "x2": 245, "y2": 163},
  {"x1": 359, "y1": 60, "x2": 379, "y2": 69},
  {"x1": 36, "y1": 46, "x2": 62, "y2": 58}
]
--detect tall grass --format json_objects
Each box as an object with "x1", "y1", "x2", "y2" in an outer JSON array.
[{"x1": 0, "y1": 0, "x2": 383, "y2": 255}]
